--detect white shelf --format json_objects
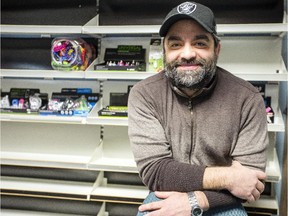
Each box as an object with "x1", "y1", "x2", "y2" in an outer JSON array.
[
  {"x1": 1, "y1": 209, "x2": 95, "y2": 216},
  {"x1": 0, "y1": 178, "x2": 108, "y2": 216},
  {"x1": 0, "y1": 152, "x2": 91, "y2": 169},
  {"x1": 91, "y1": 183, "x2": 148, "y2": 204},
  {"x1": 88, "y1": 153, "x2": 137, "y2": 173},
  {"x1": 234, "y1": 73, "x2": 288, "y2": 81},
  {"x1": 87, "y1": 116, "x2": 128, "y2": 126},
  {"x1": 1, "y1": 122, "x2": 101, "y2": 169},
  {"x1": 0, "y1": 69, "x2": 85, "y2": 79},
  {"x1": 1, "y1": 176, "x2": 94, "y2": 200},
  {"x1": 217, "y1": 23, "x2": 288, "y2": 35},
  {"x1": 243, "y1": 196, "x2": 278, "y2": 213},
  {"x1": 83, "y1": 25, "x2": 161, "y2": 35},
  {"x1": 82, "y1": 23, "x2": 288, "y2": 36},
  {"x1": 85, "y1": 71, "x2": 156, "y2": 80},
  {"x1": 0, "y1": 113, "x2": 87, "y2": 124},
  {"x1": 88, "y1": 126, "x2": 137, "y2": 173},
  {"x1": 1, "y1": 23, "x2": 286, "y2": 36},
  {"x1": 1, "y1": 172, "x2": 144, "y2": 208},
  {"x1": 266, "y1": 148, "x2": 282, "y2": 182},
  {"x1": 0, "y1": 24, "x2": 82, "y2": 35}
]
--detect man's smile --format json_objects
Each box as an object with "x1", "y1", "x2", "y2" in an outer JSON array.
[{"x1": 176, "y1": 62, "x2": 202, "y2": 71}]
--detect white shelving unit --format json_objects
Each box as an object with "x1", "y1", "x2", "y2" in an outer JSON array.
[
  {"x1": 1, "y1": 6, "x2": 287, "y2": 215},
  {"x1": 1, "y1": 122, "x2": 101, "y2": 169},
  {"x1": 1, "y1": 176, "x2": 95, "y2": 200},
  {"x1": 0, "y1": 25, "x2": 82, "y2": 34},
  {"x1": 1, "y1": 209, "x2": 108, "y2": 216},
  {"x1": 243, "y1": 197, "x2": 279, "y2": 215}
]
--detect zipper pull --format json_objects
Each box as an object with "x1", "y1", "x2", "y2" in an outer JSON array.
[{"x1": 188, "y1": 100, "x2": 192, "y2": 110}]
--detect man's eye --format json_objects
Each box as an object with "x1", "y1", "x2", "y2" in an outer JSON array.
[
  {"x1": 195, "y1": 42, "x2": 207, "y2": 47},
  {"x1": 169, "y1": 43, "x2": 181, "y2": 49}
]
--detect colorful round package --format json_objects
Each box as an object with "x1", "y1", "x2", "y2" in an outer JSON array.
[{"x1": 51, "y1": 38, "x2": 94, "y2": 71}]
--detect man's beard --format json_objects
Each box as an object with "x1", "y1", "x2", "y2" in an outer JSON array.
[{"x1": 164, "y1": 54, "x2": 218, "y2": 90}]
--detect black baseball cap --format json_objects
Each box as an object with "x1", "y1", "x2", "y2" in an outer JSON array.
[{"x1": 159, "y1": 1, "x2": 219, "y2": 41}]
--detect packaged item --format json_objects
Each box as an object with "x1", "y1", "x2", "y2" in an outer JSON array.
[
  {"x1": 98, "y1": 106, "x2": 128, "y2": 117},
  {"x1": 148, "y1": 38, "x2": 164, "y2": 72},
  {"x1": 51, "y1": 38, "x2": 94, "y2": 71},
  {"x1": 94, "y1": 45, "x2": 146, "y2": 71}
]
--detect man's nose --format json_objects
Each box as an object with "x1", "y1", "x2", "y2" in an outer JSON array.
[{"x1": 179, "y1": 44, "x2": 196, "y2": 60}]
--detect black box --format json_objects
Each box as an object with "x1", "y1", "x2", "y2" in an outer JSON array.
[{"x1": 95, "y1": 45, "x2": 146, "y2": 71}]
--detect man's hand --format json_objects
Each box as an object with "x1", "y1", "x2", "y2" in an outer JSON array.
[
  {"x1": 138, "y1": 191, "x2": 191, "y2": 216},
  {"x1": 203, "y1": 161, "x2": 267, "y2": 203},
  {"x1": 226, "y1": 161, "x2": 266, "y2": 202}
]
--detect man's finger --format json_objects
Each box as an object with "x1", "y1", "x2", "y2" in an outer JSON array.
[
  {"x1": 247, "y1": 194, "x2": 256, "y2": 203},
  {"x1": 139, "y1": 200, "x2": 163, "y2": 212},
  {"x1": 256, "y1": 170, "x2": 267, "y2": 180},
  {"x1": 256, "y1": 180, "x2": 265, "y2": 194},
  {"x1": 252, "y1": 188, "x2": 261, "y2": 201}
]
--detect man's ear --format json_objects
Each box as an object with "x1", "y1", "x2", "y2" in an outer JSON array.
[{"x1": 215, "y1": 43, "x2": 221, "y2": 55}]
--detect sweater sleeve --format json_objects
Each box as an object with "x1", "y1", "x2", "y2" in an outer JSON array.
[
  {"x1": 205, "y1": 92, "x2": 269, "y2": 209},
  {"x1": 231, "y1": 92, "x2": 269, "y2": 171},
  {"x1": 128, "y1": 85, "x2": 239, "y2": 207},
  {"x1": 144, "y1": 158, "x2": 241, "y2": 209}
]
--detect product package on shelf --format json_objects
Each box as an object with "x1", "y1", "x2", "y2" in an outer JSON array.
[
  {"x1": 264, "y1": 97, "x2": 274, "y2": 124},
  {"x1": 98, "y1": 86, "x2": 132, "y2": 117},
  {"x1": 0, "y1": 88, "x2": 48, "y2": 114},
  {"x1": 98, "y1": 106, "x2": 128, "y2": 117},
  {"x1": 40, "y1": 88, "x2": 100, "y2": 117},
  {"x1": 250, "y1": 82, "x2": 274, "y2": 124},
  {"x1": 149, "y1": 38, "x2": 164, "y2": 72},
  {"x1": 0, "y1": 88, "x2": 100, "y2": 117},
  {"x1": 51, "y1": 38, "x2": 96, "y2": 71},
  {"x1": 94, "y1": 45, "x2": 146, "y2": 71}
]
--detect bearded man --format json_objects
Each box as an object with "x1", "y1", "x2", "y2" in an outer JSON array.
[{"x1": 128, "y1": 2, "x2": 268, "y2": 216}]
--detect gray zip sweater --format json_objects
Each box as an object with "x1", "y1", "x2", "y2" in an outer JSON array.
[{"x1": 128, "y1": 67, "x2": 268, "y2": 209}]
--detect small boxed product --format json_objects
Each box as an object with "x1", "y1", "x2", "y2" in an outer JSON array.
[
  {"x1": 40, "y1": 88, "x2": 100, "y2": 117},
  {"x1": 0, "y1": 88, "x2": 48, "y2": 114},
  {"x1": 98, "y1": 86, "x2": 131, "y2": 117},
  {"x1": 95, "y1": 45, "x2": 146, "y2": 71},
  {"x1": 148, "y1": 38, "x2": 164, "y2": 72},
  {"x1": 250, "y1": 82, "x2": 274, "y2": 124},
  {"x1": 98, "y1": 106, "x2": 128, "y2": 117},
  {"x1": 264, "y1": 97, "x2": 274, "y2": 124}
]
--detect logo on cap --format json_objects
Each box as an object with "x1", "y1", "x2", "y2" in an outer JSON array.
[{"x1": 177, "y1": 2, "x2": 197, "y2": 15}]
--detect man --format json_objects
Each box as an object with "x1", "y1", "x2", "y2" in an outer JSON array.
[{"x1": 128, "y1": 2, "x2": 268, "y2": 215}]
